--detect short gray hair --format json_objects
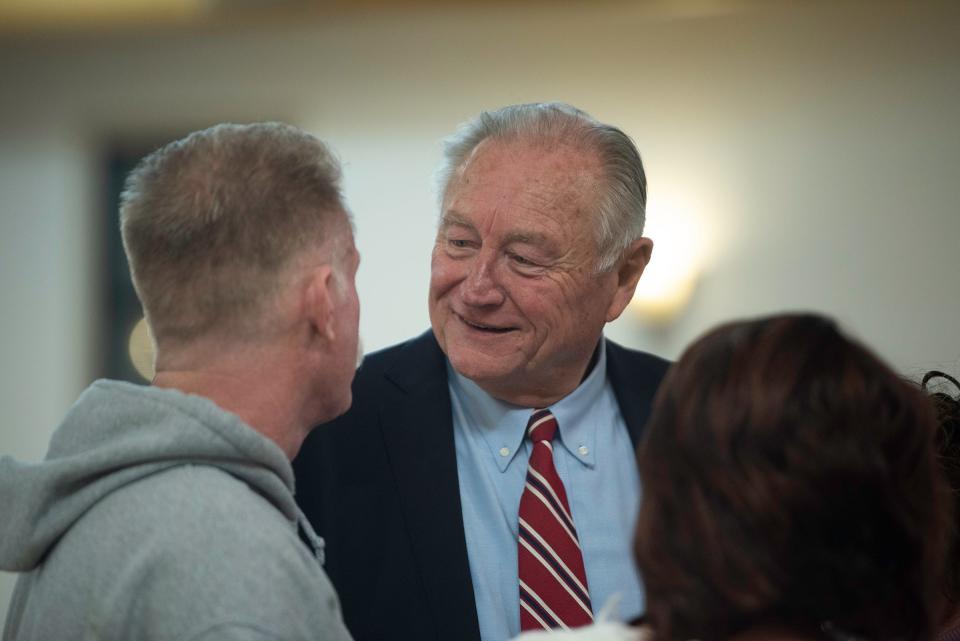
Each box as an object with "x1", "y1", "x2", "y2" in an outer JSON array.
[
  {"x1": 437, "y1": 102, "x2": 647, "y2": 272},
  {"x1": 120, "y1": 122, "x2": 348, "y2": 343}
]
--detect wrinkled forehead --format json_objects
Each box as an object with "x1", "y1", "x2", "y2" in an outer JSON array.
[
  {"x1": 454, "y1": 137, "x2": 601, "y2": 191},
  {"x1": 443, "y1": 138, "x2": 603, "y2": 233}
]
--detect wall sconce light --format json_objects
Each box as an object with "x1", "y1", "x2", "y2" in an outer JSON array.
[{"x1": 629, "y1": 197, "x2": 704, "y2": 326}]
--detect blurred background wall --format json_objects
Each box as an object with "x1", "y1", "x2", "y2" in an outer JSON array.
[{"x1": 2, "y1": 0, "x2": 958, "y2": 620}]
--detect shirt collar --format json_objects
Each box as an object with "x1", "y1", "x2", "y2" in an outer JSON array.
[{"x1": 447, "y1": 339, "x2": 607, "y2": 473}]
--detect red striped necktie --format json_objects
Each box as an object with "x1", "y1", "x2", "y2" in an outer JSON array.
[{"x1": 517, "y1": 408, "x2": 594, "y2": 631}]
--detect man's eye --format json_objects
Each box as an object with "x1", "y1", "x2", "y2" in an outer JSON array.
[
  {"x1": 449, "y1": 239, "x2": 471, "y2": 249},
  {"x1": 510, "y1": 253, "x2": 538, "y2": 267}
]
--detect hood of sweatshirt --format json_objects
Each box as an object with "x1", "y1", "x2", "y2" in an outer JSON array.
[{"x1": 0, "y1": 379, "x2": 300, "y2": 572}]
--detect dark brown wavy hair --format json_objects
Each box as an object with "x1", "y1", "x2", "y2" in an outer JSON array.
[
  {"x1": 923, "y1": 370, "x2": 960, "y2": 623},
  {"x1": 635, "y1": 314, "x2": 947, "y2": 641}
]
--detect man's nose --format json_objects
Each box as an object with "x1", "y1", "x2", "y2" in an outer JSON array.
[{"x1": 460, "y1": 254, "x2": 505, "y2": 307}]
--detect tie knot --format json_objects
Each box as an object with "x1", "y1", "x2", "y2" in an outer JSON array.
[{"x1": 526, "y1": 409, "x2": 558, "y2": 443}]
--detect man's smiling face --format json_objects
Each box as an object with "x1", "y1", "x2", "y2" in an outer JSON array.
[{"x1": 428, "y1": 138, "x2": 623, "y2": 406}]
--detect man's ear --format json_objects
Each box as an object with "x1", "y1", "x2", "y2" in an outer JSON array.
[
  {"x1": 605, "y1": 237, "x2": 653, "y2": 322},
  {"x1": 303, "y1": 264, "x2": 336, "y2": 342}
]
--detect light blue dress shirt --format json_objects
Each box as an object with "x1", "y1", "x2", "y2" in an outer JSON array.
[{"x1": 449, "y1": 340, "x2": 644, "y2": 641}]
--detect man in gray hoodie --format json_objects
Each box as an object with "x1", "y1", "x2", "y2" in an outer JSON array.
[{"x1": 0, "y1": 122, "x2": 359, "y2": 641}]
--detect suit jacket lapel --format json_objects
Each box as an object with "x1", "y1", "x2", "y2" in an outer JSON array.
[
  {"x1": 380, "y1": 332, "x2": 481, "y2": 641},
  {"x1": 605, "y1": 339, "x2": 662, "y2": 449}
]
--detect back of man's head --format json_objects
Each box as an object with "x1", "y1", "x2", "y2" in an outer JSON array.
[{"x1": 120, "y1": 122, "x2": 347, "y2": 349}]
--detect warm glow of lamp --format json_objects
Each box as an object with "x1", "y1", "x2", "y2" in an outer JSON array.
[
  {"x1": 128, "y1": 316, "x2": 156, "y2": 381},
  {"x1": 630, "y1": 195, "x2": 704, "y2": 325}
]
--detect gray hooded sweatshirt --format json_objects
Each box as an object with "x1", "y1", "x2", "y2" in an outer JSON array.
[{"x1": 0, "y1": 380, "x2": 353, "y2": 641}]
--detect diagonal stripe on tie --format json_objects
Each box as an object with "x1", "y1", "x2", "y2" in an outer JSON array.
[
  {"x1": 527, "y1": 466, "x2": 574, "y2": 523},
  {"x1": 519, "y1": 534, "x2": 589, "y2": 622},
  {"x1": 525, "y1": 472, "x2": 579, "y2": 543},
  {"x1": 520, "y1": 598, "x2": 554, "y2": 631},
  {"x1": 519, "y1": 579, "x2": 567, "y2": 630},
  {"x1": 522, "y1": 480, "x2": 581, "y2": 547},
  {"x1": 518, "y1": 409, "x2": 593, "y2": 631},
  {"x1": 519, "y1": 527, "x2": 592, "y2": 616},
  {"x1": 519, "y1": 518, "x2": 591, "y2": 606}
]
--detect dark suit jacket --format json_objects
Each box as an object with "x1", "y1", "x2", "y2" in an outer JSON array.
[{"x1": 293, "y1": 330, "x2": 669, "y2": 641}]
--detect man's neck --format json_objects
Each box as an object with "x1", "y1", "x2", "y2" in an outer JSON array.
[{"x1": 152, "y1": 349, "x2": 308, "y2": 459}]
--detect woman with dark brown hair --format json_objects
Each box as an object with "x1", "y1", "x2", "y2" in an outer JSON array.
[
  {"x1": 634, "y1": 313, "x2": 947, "y2": 641},
  {"x1": 924, "y1": 370, "x2": 960, "y2": 641}
]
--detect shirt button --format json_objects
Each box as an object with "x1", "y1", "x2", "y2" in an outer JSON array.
[
  {"x1": 578, "y1": 445, "x2": 589, "y2": 456},
  {"x1": 499, "y1": 447, "x2": 510, "y2": 457}
]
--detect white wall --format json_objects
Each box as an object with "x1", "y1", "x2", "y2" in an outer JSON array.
[{"x1": 2, "y1": 0, "x2": 959, "y2": 621}]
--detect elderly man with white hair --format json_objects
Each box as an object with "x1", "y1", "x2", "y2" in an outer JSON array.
[{"x1": 295, "y1": 103, "x2": 669, "y2": 641}]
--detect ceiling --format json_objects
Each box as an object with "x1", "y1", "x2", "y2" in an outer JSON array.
[
  {"x1": 0, "y1": 0, "x2": 566, "y2": 34},
  {"x1": 0, "y1": 0, "x2": 773, "y2": 36}
]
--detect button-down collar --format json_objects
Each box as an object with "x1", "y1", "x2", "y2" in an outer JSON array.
[{"x1": 447, "y1": 340, "x2": 607, "y2": 473}]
